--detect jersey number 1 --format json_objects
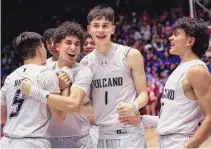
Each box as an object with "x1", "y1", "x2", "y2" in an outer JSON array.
[
  {"x1": 105, "y1": 91, "x2": 108, "y2": 105},
  {"x1": 9, "y1": 89, "x2": 25, "y2": 118}
]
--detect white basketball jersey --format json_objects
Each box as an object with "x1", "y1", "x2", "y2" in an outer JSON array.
[
  {"x1": 156, "y1": 60, "x2": 208, "y2": 136},
  {"x1": 1, "y1": 64, "x2": 60, "y2": 138},
  {"x1": 46, "y1": 62, "x2": 92, "y2": 137},
  {"x1": 82, "y1": 43, "x2": 142, "y2": 131}
]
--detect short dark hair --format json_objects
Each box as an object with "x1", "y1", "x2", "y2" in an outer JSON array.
[
  {"x1": 87, "y1": 5, "x2": 115, "y2": 24},
  {"x1": 13, "y1": 32, "x2": 43, "y2": 60},
  {"x1": 172, "y1": 17, "x2": 209, "y2": 58},
  {"x1": 43, "y1": 28, "x2": 56, "y2": 43},
  {"x1": 54, "y1": 21, "x2": 84, "y2": 46}
]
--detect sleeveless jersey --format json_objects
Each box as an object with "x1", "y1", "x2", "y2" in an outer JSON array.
[
  {"x1": 81, "y1": 43, "x2": 144, "y2": 132},
  {"x1": 156, "y1": 60, "x2": 208, "y2": 136}
]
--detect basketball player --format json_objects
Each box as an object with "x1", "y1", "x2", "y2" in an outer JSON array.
[
  {"x1": 43, "y1": 28, "x2": 59, "y2": 63},
  {"x1": 77, "y1": 32, "x2": 96, "y2": 62},
  {"x1": 83, "y1": 33, "x2": 96, "y2": 55},
  {"x1": 0, "y1": 32, "x2": 63, "y2": 148},
  {"x1": 20, "y1": 21, "x2": 94, "y2": 148},
  {"x1": 119, "y1": 17, "x2": 211, "y2": 148},
  {"x1": 80, "y1": 5, "x2": 148, "y2": 148}
]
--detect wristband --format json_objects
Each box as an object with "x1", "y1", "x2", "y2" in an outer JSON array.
[{"x1": 29, "y1": 86, "x2": 50, "y2": 104}]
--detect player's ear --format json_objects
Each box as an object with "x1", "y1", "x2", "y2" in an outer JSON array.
[
  {"x1": 54, "y1": 43, "x2": 60, "y2": 52},
  {"x1": 187, "y1": 37, "x2": 195, "y2": 48},
  {"x1": 37, "y1": 45, "x2": 42, "y2": 54},
  {"x1": 111, "y1": 25, "x2": 116, "y2": 35}
]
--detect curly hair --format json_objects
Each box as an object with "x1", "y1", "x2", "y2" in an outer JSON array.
[
  {"x1": 13, "y1": 32, "x2": 43, "y2": 60},
  {"x1": 54, "y1": 21, "x2": 84, "y2": 46},
  {"x1": 172, "y1": 17, "x2": 209, "y2": 58},
  {"x1": 43, "y1": 28, "x2": 56, "y2": 43},
  {"x1": 87, "y1": 5, "x2": 115, "y2": 24}
]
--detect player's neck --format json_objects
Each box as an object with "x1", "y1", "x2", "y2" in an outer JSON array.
[
  {"x1": 57, "y1": 59, "x2": 74, "y2": 68},
  {"x1": 95, "y1": 41, "x2": 113, "y2": 54},
  {"x1": 180, "y1": 50, "x2": 199, "y2": 62},
  {"x1": 24, "y1": 58, "x2": 42, "y2": 65}
]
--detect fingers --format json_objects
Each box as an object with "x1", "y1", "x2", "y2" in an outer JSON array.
[
  {"x1": 118, "y1": 116, "x2": 131, "y2": 125},
  {"x1": 116, "y1": 102, "x2": 125, "y2": 110},
  {"x1": 57, "y1": 71, "x2": 69, "y2": 79}
]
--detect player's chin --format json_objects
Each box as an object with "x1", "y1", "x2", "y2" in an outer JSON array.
[{"x1": 169, "y1": 48, "x2": 177, "y2": 55}]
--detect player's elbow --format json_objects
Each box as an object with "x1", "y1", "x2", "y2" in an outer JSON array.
[
  {"x1": 204, "y1": 115, "x2": 211, "y2": 124},
  {"x1": 65, "y1": 99, "x2": 81, "y2": 113}
]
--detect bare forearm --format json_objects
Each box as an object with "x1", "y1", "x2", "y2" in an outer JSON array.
[
  {"x1": 57, "y1": 88, "x2": 70, "y2": 119},
  {"x1": 185, "y1": 117, "x2": 211, "y2": 148},
  {"x1": 136, "y1": 91, "x2": 148, "y2": 109},
  {"x1": 48, "y1": 89, "x2": 70, "y2": 123},
  {"x1": 1, "y1": 105, "x2": 7, "y2": 124},
  {"x1": 47, "y1": 94, "x2": 80, "y2": 113},
  {"x1": 79, "y1": 101, "x2": 94, "y2": 115}
]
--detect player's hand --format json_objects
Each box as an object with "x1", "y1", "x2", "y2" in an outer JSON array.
[
  {"x1": 118, "y1": 113, "x2": 141, "y2": 125},
  {"x1": 20, "y1": 78, "x2": 33, "y2": 96},
  {"x1": 116, "y1": 102, "x2": 135, "y2": 117},
  {"x1": 56, "y1": 71, "x2": 71, "y2": 90}
]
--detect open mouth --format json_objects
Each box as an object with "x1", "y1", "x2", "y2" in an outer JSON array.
[
  {"x1": 68, "y1": 54, "x2": 76, "y2": 57},
  {"x1": 96, "y1": 35, "x2": 106, "y2": 39}
]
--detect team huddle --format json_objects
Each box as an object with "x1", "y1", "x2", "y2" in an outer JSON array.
[{"x1": 1, "y1": 5, "x2": 211, "y2": 148}]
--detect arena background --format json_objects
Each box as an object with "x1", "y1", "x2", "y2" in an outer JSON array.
[{"x1": 1, "y1": 0, "x2": 211, "y2": 147}]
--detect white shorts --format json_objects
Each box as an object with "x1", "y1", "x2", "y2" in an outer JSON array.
[
  {"x1": 0, "y1": 136, "x2": 51, "y2": 148},
  {"x1": 89, "y1": 125, "x2": 99, "y2": 148},
  {"x1": 158, "y1": 134, "x2": 191, "y2": 148},
  {"x1": 97, "y1": 127, "x2": 146, "y2": 148},
  {"x1": 49, "y1": 134, "x2": 93, "y2": 148}
]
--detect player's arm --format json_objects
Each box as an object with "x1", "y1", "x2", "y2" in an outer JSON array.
[
  {"x1": 21, "y1": 68, "x2": 93, "y2": 114},
  {"x1": 117, "y1": 49, "x2": 148, "y2": 117},
  {"x1": 128, "y1": 49, "x2": 148, "y2": 109},
  {"x1": 119, "y1": 114, "x2": 159, "y2": 126},
  {"x1": 47, "y1": 86, "x2": 86, "y2": 113},
  {"x1": 48, "y1": 88, "x2": 70, "y2": 124},
  {"x1": 41, "y1": 71, "x2": 68, "y2": 124},
  {"x1": 78, "y1": 100, "x2": 94, "y2": 116},
  {"x1": 1, "y1": 80, "x2": 8, "y2": 125},
  {"x1": 48, "y1": 67, "x2": 93, "y2": 113},
  {"x1": 184, "y1": 66, "x2": 211, "y2": 148}
]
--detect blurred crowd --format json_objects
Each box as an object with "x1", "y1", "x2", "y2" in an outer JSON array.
[{"x1": 1, "y1": 5, "x2": 211, "y2": 115}]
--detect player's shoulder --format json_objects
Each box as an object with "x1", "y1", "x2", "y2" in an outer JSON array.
[
  {"x1": 187, "y1": 64, "x2": 210, "y2": 81},
  {"x1": 115, "y1": 43, "x2": 140, "y2": 56},
  {"x1": 80, "y1": 51, "x2": 95, "y2": 66},
  {"x1": 75, "y1": 62, "x2": 93, "y2": 74}
]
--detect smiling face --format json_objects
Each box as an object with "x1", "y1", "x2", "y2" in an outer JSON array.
[
  {"x1": 168, "y1": 28, "x2": 194, "y2": 56},
  {"x1": 88, "y1": 17, "x2": 115, "y2": 46},
  {"x1": 56, "y1": 36, "x2": 81, "y2": 67},
  {"x1": 83, "y1": 37, "x2": 96, "y2": 54},
  {"x1": 46, "y1": 37, "x2": 58, "y2": 59}
]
